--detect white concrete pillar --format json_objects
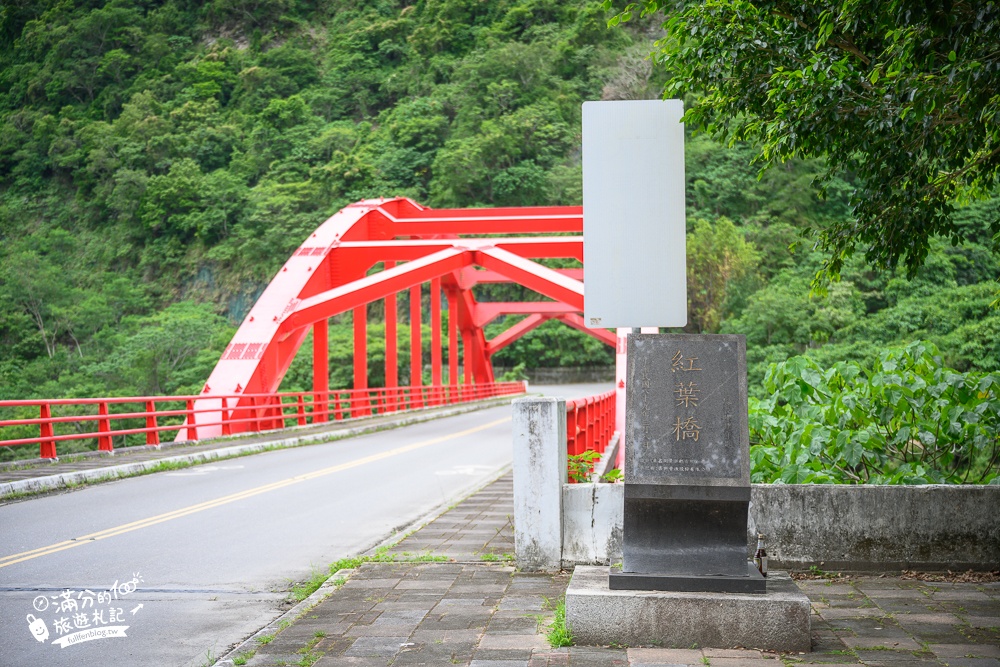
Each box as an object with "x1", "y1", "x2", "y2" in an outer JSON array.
[{"x1": 513, "y1": 396, "x2": 566, "y2": 571}]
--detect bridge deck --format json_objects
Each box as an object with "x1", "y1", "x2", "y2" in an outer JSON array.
[{"x1": 0, "y1": 396, "x2": 518, "y2": 497}]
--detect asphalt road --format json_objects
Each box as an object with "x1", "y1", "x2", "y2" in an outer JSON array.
[{"x1": 0, "y1": 383, "x2": 610, "y2": 667}]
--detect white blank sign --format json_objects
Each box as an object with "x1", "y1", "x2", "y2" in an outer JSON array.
[{"x1": 582, "y1": 100, "x2": 687, "y2": 328}]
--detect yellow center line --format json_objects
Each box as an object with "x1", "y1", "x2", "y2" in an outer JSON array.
[{"x1": 0, "y1": 417, "x2": 510, "y2": 568}]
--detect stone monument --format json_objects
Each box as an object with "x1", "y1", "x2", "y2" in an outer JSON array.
[
  {"x1": 610, "y1": 333, "x2": 764, "y2": 593},
  {"x1": 564, "y1": 332, "x2": 812, "y2": 651}
]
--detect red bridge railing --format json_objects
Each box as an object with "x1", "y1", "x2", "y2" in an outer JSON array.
[
  {"x1": 565, "y1": 390, "x2": 616, "y2": 456},
  {"x1": 0, "y1": 382, "x2": 527, "y2": 460}
]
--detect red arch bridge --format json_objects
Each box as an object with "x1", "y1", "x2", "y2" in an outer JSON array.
[{"x1": 0, "y1": 198, "x2": 619, "y2": 460}]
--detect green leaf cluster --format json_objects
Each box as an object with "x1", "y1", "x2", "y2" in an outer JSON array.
[{"x1": 749, "y1": 340, "x2": 1000, "y2": 485}]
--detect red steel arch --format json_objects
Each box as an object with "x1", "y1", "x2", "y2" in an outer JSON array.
[{"x1": 188, "y1": 197, "x2": 614, "y2": 438}]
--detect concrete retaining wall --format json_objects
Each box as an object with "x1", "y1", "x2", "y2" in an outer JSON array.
[
  {"x1": 561, "y1": 482, "x2": 1000, "y2": 571},
  {"x1": 562, "y1": 483, "x2": 623, "y2": 566},
  {"x1": 750, "y1": 484, "x2": 1000, "y2": 571},
  {"x1": 514, "y1": 397, "x2": 1000, "y2": 572}
]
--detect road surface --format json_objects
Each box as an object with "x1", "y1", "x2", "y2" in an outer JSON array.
[{"x1": 0, "y1": 384, "x2": 609, "y2": 666}]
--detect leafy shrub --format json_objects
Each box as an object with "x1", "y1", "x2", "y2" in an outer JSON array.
[
  {"x1": 567, "y1": 450, "x2": 600, "y2": 483},
  {"x1": 749, "y1": 340, "x2": 1000, "y2": 484}
]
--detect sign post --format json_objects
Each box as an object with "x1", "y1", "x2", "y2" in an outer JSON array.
[{"x1": 567, "y1": 98, "x2": 811, "y2": 653}]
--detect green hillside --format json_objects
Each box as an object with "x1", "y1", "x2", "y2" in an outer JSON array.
[{"x1": 0, "y1": 0, "x2": 997, "y2": 413}]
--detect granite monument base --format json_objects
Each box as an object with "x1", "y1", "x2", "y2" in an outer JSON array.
[
  {"x1": 610, "y1": 561, "x2": 766, "y2": 593},
  {"x1": 566, "y1": 566, "x2": 811, "y2": 652}
]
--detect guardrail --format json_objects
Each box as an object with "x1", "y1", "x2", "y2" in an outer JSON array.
[
  {"x1": 0, "y1": 381, "x2": 528, "y2": 460},
  {"x1": 565, "y1": 390, "x2": 616, "y2": 456}
]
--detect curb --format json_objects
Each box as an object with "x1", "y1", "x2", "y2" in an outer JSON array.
[
  {"x1": 0, "y1": 396, "x2": 522, "y2": 500},
  {"x1": 212, "y1": 567, "x2": 358, "y2": 667}
]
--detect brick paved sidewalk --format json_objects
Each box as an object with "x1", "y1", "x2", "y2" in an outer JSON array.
[{"x1": 223, "y1": 473, "x2": 1000, "y2": 667}]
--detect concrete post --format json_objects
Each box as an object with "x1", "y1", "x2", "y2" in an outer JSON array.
[{"x1": 513, "y1": 396, "x2": 566, "y2": 571}]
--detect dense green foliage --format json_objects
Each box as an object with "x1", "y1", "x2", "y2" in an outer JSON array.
[
  {"x1": 0, "y1": 0, "x2": 633, "y2": 401},
  {"x1": 603, "y1": 0, "x2": 1000, "y2": 279},
  {"x1": 749, "y1": 341, "x2": 1000, "y2": 485},
  {"x1": 0, "y1": 1, "x2": 997, "y2": 484}
]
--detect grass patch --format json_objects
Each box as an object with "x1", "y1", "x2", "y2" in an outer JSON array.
[
  {"x1": 479, "y1": 553, "x2": 514, "y2": 562},
  {"x1": 291, "y1": 567, "x2": 332, "y2": 603},
  {"x1": 257, "y1": 633, "x2": 275, "y2": 645},
  {"x1": 289, "y1": 546, "x2": 449, "y2": 603},
  {"x1": 232, "y1": 651, "x2": 255, "y2": 666}
]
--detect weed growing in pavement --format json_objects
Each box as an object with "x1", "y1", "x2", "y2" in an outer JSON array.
[
  {"x1": 296, "y1": 652, "x2": 320, "y2": 667},
  {"x1": 232, "y1": 651, "x2": 255, "y2": 666},
  {"x1": 544, "y1": 597, "x2": 573, "y2": 647},
  {"x1": 258, "y1": 633, "x2": 275, "y2": 645},
  {"x1": 288, "y1": 546, "x2": 449, "y2": 602},
  {"x1": 292, "y1": 566, "x2": 332, "y2": 602},
  {"x1": 399, "y1": 550, "x2": 449, "y2": 562},
  {"x1": 479, "y1": 553, "x2": 514, "y2": 562}
]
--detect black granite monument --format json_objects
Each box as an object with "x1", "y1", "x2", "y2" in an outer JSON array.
[{"x1": 609, "y1": 333, "x2": 765, "y2": 593}]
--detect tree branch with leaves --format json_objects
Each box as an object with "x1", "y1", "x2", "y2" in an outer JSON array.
[{"x1": 602, "y1": 0, "x2": 1000, "y2": 281}]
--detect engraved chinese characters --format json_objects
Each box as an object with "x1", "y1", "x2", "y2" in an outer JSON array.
[{"x1": 626, "y1": 335, "x2": 748, "y2": 485}]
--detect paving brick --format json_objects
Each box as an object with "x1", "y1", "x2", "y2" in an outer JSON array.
[
  {"x1": 816, "y1": 607, "x2": 885, "y2": 620},
  {"x1": 931, "y1": 590, "x2": 992, "y2": 601},
  {"x1": 498, "y1": 596, "x2": 546, "y2": 611},
  {"x1": 701, "y1": 649, "x2": 762, "y2": 658},
  {"x1": 344, "y1": 635, "x2": 410, "y2": 658},
  {"x1": 628, "y1": 647, "x2": 703, "y2": 663},
  {"x1": 486, "y1": 614, "x2": 543, "y2": 633},
  {"x1": 478, "y1": 633, "x2": 550, "y2": 650},
  {"x1": 839, "y1": 636, "x2": 922, "y2": 651},
  {"x1": 940, "y1": 659, "x2": 1000, "y2": 667},
  {"x1": 313, "y1": 656, "x2": 390, "y2": 666},
  {"x1": 929, "y1": 643, "x2": 1000, "y2": 658}
]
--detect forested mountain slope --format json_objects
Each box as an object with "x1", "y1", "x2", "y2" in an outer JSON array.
[{"x1": 0, "y1": 0, "x2": 996, "y2": 409}]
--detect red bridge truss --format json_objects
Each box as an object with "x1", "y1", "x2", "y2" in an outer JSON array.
[{"x1": 190, "y1": 197, "x2": 614, "y2": 439}]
